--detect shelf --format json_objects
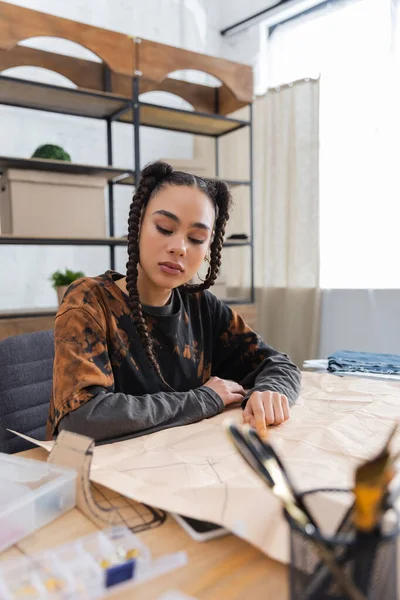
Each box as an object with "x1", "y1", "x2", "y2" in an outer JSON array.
[
  {"x1": 0, "y1": 76, "x2": 249, "y2": 137},
  {"x1": 223, "y1": 240, "x2": 251, "y2": 247},
  {"x1": 0, "y1": 75, "x2": 132, "y2": 121},
  {"x1": 209, "y1": 178, "x2": 251, "y2": 186},
  {"x1": 126, "y1": 103, "x2": 249, "y2": 137},
  {"x1": 0, "y1": 236, "x2": 251, "y2": 247},
  {"x1": 0, "y1": 307, "x2": 57, "y2": 319},
  {"x1": 0, "y1": 236, "x2": 129, "y2": 246},
  {"x1": 0, "y1": 156, "x2": 134, "y2": 184},
  {"x1": 223, "y1": 298, "x2": 253, "y2": 305},
  {"x1": 0, "y1": 300, "x2": 253, "y2": 320},
  {"x1": 0, "y1": 157, "x2": 246, "y2": 187}
]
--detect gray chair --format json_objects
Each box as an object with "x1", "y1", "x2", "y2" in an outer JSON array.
[{"x1": 0, "y1": 330, "x2": 54, "y2": 453}]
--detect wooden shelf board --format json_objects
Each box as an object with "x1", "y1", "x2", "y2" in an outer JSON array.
[
  {"x1": 0, "y1": 307, "x2": 57, "y2": 319},
  {"x1": 0, "y1": 156, "x2": 134, "y2": 184},
  {"x1": 0, "y1": 235, "x2": 129, "y2": 246},
  {"x1": 223, "y1": 241, "x2": 251, "y2": 247},
  {"x1": 0, "y1": 76, "x2": 249, "y2": 137},
  {"x1": 0, "y1": 75, "x2": 132, "y2": 120},
  {"x1": 120, "y1": 103, "x2": 250, "y2": 137},
  {"x1": 0, "y1": 236, "x2": 250, "y2": 247},
  {"x1": 210, "y1": 178, "x2": 250, "y2": 186},
  {"x1": 223, "y1": 297, "x2": 253, "y2": 305},
  {"x1": 0, "y1": 301, "x2": 253, "y2": 319}
]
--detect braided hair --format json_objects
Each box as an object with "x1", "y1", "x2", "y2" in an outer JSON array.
[{"x1": 126, "y1": 160, "x2": 233, "y2": 388}]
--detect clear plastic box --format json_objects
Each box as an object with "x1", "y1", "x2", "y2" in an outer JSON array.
[
  {"x1": 0, "y1": 452, "x2": 77, "y2": 552},
  {"x1": 0, "y1": 526, "x2": 152, "y2": 599}
]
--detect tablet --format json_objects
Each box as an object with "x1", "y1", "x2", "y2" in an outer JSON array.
[{"x1": 171, "y1": 513, "x2": 229, "y2": 542}]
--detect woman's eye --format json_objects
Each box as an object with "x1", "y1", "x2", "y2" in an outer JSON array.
[
  {"x1": 156, "y1": 224, "x2": 173, "y2": 235},
  {"x1": 189, "y1": 238, "x2": 205, "y2": 245}
]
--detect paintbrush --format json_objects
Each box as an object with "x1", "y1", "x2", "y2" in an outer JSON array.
[
  {"x1": 241, "y1": 424, "x2": 319, "y2": 527},
  {"x1": 351, "y1": 423, "x2": 398, "y2": 594},
  {"x1": 226, "y1": 421, "x2": 274, "y2": 487},
  {"x1": 354, "y1": 424, "x2": 397, "y2": 534}
]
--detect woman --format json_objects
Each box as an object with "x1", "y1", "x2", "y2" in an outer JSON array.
[{"x1": 47, "y1": 161, "x2": 301, "y2": 443}]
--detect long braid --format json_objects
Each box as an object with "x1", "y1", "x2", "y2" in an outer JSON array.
[
  {"x1": 181, "y1": 180, "x2": 232, "y2": 293},
  {"x1": 126, "y1": 162, "x2": 174, "y2": 389},
  {"x1": 126, "y1": 162, "x2": 232, "y2": 387}
]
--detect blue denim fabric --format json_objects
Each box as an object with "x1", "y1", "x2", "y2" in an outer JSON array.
[{"x1": 328, "y1": 350, "x2": 400, "y2": 374}]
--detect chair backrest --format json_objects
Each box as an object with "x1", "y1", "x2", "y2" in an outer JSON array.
[{"x1": 0, "y1": 330, "x2": 54, "y2": 453}]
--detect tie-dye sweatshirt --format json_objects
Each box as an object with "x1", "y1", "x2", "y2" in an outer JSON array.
[{"x1": 47, "y1": 271, "x2": 301, "y2": 443}]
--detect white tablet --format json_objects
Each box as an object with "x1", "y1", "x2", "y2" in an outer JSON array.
[{"x1": 170, "y1": 513, "x2": 230, "y2": 542}]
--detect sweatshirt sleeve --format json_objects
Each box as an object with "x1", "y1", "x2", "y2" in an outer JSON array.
[
  {"x1": 58, "y1": 385, "x2": 223, "y2": 443},
  {"x1": 49, "y1": 306, "x2": 223, "y2": 442},
  {"x1": 209, "y1": 294, "x2": 301, "y2": 407}
]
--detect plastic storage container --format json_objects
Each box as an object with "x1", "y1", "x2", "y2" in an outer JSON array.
[
  {"x1": 0, "y1": 526, "x2": 151, "y2": 599},
  {"x1": 0, "y1": 452, "x2": 77, "y2": 552}
]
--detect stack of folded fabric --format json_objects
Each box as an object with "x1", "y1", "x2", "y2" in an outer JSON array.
[{"x1": 328, "y1": 350, "x2": 400, "y2": 375}]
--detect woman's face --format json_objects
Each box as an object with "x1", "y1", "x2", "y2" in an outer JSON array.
[{"x1": 138, "y1": 184, "x2": 215, "y2": 290}]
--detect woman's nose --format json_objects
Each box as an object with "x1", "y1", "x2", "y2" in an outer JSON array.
[{"x1": 167, "y1": 236, "x2": 187, "y2": 257}]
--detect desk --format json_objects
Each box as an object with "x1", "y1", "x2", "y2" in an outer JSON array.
[{"x1": 1, "y1": 447, "x2": 288, "y2": 600}]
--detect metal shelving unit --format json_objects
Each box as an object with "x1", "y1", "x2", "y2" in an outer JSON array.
[
  {"x1": 0, "y1": 235, "x2": 250, "y2": 248},
  {"x1": 0, "y1": 69, "x2": 254, "y2": 303}
]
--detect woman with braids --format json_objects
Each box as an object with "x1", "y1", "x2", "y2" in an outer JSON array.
[{"x1": 47, "y1": 161, "x2": 301, "y2": 443}]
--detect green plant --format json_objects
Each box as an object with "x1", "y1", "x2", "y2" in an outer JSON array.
[
  {"x1": 50, "y1": 268, "x2": 85, "y2": 290},
  {"x1": 32, "y1": 144, "x2": 72, "y2": 162}
]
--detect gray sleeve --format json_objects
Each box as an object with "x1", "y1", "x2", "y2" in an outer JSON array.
[
  {"x1": 241, "y1": 353, "x2": 302, "y2": 408},
  {"x1": 58, "y1": 386, "x2": 224, "y2": 443}
]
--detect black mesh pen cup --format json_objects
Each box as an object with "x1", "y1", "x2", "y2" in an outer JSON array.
[{"x1": 285, "y1": 488, "x2": 399, "y2": 600}]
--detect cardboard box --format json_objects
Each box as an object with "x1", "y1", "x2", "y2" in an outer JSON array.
[
  {"x1": 160, "y1": 138, "x2": 216, "y2": 178},
  {"x1": 0, "y1": 169, "x2": 107, "y2": 238}
]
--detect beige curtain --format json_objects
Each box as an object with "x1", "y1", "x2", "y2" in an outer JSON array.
[
  {"x1": 218, "y1": 79, "x2": 320, "y2": 367},
  {"x1": 192, "y1": 80, "x2": 320, "y2": 367},
  {"x1": 253, "y1": 79, "x2": 320, "y2": 367}
]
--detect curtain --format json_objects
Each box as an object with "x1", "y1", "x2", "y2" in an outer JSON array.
[
  {"x1": 220, "y1": 79, "x2": 320, "y2": 367},
  {"x1": 253, "y1": 79, "x2": 320, "y2": 368}
]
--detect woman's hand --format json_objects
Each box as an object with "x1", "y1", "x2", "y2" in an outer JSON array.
[
  {"x1": 243, "y1": 390, "x2": 289, "y2": 437},
  {"x1": 204, "y1": 377, "x2": 245, "y2": 407}
]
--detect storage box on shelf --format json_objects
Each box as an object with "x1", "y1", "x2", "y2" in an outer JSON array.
[{"x1": 0, "y1": 169, "x2": 107, "y2": 238}]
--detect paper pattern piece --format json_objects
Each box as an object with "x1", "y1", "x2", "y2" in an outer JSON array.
[
  {"x1": 47, "y1": 429, "x2": 122, "y2": 529},
  {"x1": 13, "y1": 372, "x2": 400, "y2": 564}
]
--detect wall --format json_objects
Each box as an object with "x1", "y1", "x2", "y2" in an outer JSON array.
[
  {"x1": 318, "y1": 290, "x2": 400, "y2": 358},
  {"x1": 1, "y1": 0, "x2": 221, "y2": 310},
  {"x1": 219, "y1": 1, "x2": 273, "y2": 96},
  {"x1": 219, "y1": 0, "x2": 278, "y2": 31}
]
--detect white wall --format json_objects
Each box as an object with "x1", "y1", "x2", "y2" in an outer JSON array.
[
  {"x1": 219, "y1": 0, "x2": 277, "y2": 31},
  {"x1": 318, "y1": 290, "x2": 400, "y2": 358},
  {"x1": 1, "y1": 0, "x2": 221, "y2": 310},
  {"x1": 219, "y1": 1, "x2": 272, "y2": 95}
]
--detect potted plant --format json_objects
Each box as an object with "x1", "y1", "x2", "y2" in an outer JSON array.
[
  {"x1": 32, "y1": 144, "x2": 72, "y2": 162},
  {"x1": 50, "y1": 268, "x2": 85, "y2": 305}
]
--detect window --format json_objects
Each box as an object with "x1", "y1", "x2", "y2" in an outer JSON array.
[{"x1": 267, "y1": 0, "x2": 400, "y2": 288}]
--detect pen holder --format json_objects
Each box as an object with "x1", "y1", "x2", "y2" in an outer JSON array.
[{"x1": 286, "y1": 488, "x2": 399, "y2": 600}]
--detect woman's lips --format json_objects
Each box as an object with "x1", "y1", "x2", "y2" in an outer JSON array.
[{"x1": 159, "y1": 263, "x2": 184, "y2": 276}]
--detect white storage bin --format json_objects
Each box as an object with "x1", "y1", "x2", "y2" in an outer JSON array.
[{"x1": 0, "y1": 453, "x2": 77, "y2": 552}]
